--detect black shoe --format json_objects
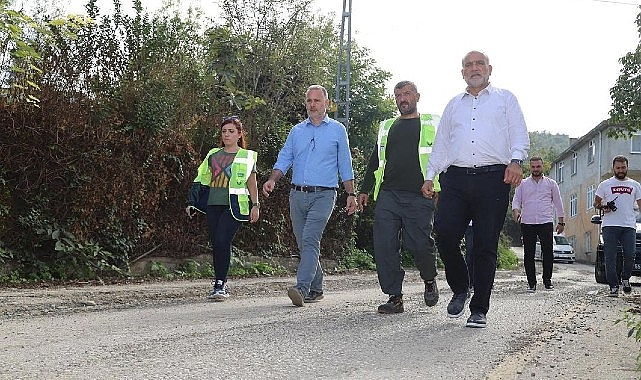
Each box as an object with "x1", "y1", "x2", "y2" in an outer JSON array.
[
  {"x1": 378, "y1": 295, "x2": 404, "y2": 314},
  {"x1": 287, "y1": 286, "x2": 304, "y2": 307},
  {"x1": 304, "y1": 290, "x2": 324, "y2": 303},
  {"x1": 544, "y1": 282, "x2": 554, "y2": 290},
  {"x1": 447, "y1": 292, "x2": 468, "y2": 318},
  {"x1": 526, "y1": 284, "x2": 536, "y2": 293},
  {"x1": 466, "y1": 312, "x2": 487, "y2": 328},
  {"x1": 424, "y1": 280, "x2": 439, "y2": 307},
  {"x1": 623, "y1": 279, "x2": 632, "y2": 294}
]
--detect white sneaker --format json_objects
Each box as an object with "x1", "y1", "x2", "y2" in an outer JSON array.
[{"x1": 207, "y1": 280, "x2": 229, "y2": 301}]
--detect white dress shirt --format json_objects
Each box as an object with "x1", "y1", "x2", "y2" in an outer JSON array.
[{"x1": 426, "y1": 84, "x2": 530, "y2": 180}]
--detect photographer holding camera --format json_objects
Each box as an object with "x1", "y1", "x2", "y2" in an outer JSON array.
[{"x1": 594, "y1": 155, "x2": 641, "y2": 297}]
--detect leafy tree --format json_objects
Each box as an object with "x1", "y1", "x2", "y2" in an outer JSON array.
[
  {"x1": 0, "y1": 0, "x2": 399, "y2": 281},
  {"x1": 0, "y1": 0, "x2": 90, "y2": 106},
  {"x1": 609, "y1": 7, "x2": 641, "y2": 138}
]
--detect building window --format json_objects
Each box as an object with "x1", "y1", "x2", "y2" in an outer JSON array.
[
  {"x1": 584, "y1": 231, "x2": 592, "y2": 254},
  {"x1": 588, "y1": 139, "x2": 595, "y2": 164},
  {"x1": 632, "y1": 134, "x2": 641, "y2": 153},
  {"x1": 571, "y1": 152, "x2": 577, "y2": 175},
  {"x1": 570, "y1": 194, "x2": 577, "y2": 217},
  {"x1": 586, "y1": 184, "x2": 595, "y2": 210},
  {"x1": 557, "y1": 161, "x2": 564, "y2": 183}
]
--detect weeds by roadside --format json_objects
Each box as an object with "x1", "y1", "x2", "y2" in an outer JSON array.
[{"x1": 615, "y1": 298, "x2": 641, "y2": 372}]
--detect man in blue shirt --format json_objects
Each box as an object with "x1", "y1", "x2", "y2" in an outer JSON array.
[{"x1": 263, "y1": 84, "x2": 357, "y2": 307}]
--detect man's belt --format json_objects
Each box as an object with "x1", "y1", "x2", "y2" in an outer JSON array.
[
  {"x1": 447, "y1": 164, "x2": 507, "y2": 175},
  {"x1": 290, "y1": 184, "x2": 337, "y2": 192}
]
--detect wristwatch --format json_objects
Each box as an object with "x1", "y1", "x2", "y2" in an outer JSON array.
[
  {"x1": 558, "y1": 222, "x2": 565, "y2": 226},
  {"x1": 510, "y1": 159, "x2": 523, "y2": 166}
]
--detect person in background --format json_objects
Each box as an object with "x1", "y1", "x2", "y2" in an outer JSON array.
[
  {"x1": 422, "y1": 50, "x2": 530, "y2": 328},
  {"x1": 512, "y1": 156, "x2": 565, "y2": 292},
  {"x1": 594, "y1": 155, "x2": 641, "y2": 297},
  {"x1": 186, "y1": 116, "x2": 260, "y2": 301},
  {"x1": 357, "y1": 80, "x2": 440, "y2": 314},
  {"x1": 262, "y1": 84, "x2": 357, "y2": 307}
]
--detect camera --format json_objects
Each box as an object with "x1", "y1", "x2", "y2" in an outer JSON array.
[{"x1": 606, "y1": 200, "x2": 617, "y2": 212}]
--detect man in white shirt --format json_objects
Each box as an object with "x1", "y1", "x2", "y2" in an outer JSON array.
[
  {"x1": 594, "y1": 155, "x2": 641, "y2": 297},
  {"x1": 422, "y1": 50, "x2": 530, "y2": 328},
  {"x1": 512, "y1": 157, "x2": 565, "y2": 292}
]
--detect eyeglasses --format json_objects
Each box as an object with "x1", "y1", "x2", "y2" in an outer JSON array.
[{"x1": 223, "y1": 115, "x2": 240, "y2": 122}]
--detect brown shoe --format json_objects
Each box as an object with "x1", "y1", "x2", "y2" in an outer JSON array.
[{"x1": 377, "y1": 295, "x2": 404, "y2": 314}]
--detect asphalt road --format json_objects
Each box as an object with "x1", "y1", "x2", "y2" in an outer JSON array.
[{"x1": 1, "y1": 253, "x2": 640, "y2": 379}]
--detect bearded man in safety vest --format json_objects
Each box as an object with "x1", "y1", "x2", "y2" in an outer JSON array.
[{"x1": 357, "y1": 80, "x2": 440, "y2": 314}]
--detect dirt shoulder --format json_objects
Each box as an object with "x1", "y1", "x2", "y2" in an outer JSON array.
[{"x1": 0, "y1": 270, "x2": 381, "y2": 319}]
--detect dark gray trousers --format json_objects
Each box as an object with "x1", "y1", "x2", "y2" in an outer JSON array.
[{"x1": 373, "y1": 190, "x2": 437, "y2": 296}]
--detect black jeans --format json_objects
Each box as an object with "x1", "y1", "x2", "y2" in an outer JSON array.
[
  {"x1": 206, "y1": 205, "x2": 241, "y2": 283},
  {"x1": 435, "y1": 167, "x2": 510, "y2": 315},
  {"x1": 521, "y1": 222, "x2": 554, "y2": 287}
]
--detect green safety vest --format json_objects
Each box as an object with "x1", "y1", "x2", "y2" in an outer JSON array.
[
  {"x1": 372, "y1": 113, "x2": 441, "y2": 200},
  {"x1": 193, "y1": 148, "x2": 257, "y2": 221}
]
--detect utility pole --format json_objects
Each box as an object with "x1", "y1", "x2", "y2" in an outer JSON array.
[{"x1": 334, "y1": 0, "x2": 352, "y2": 129}]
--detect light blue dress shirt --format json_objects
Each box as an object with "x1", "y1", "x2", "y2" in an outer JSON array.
[{"x1": 273, "y1": 115, "x2": 354, "y2": 187}]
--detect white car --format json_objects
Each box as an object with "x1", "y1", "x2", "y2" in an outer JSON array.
[{"x1": 534, "y1": 234, "x2": 575, "y2": 263}]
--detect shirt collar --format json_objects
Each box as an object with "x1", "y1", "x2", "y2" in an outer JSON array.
[
  {"x1": 305, "y1": 114, "x2": 330, "y2": 127},
  {"x1": 460, "y1": 83, "x2": 494, "y2": 99}
]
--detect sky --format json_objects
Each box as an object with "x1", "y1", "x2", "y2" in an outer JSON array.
[{"x1": 41, "y1": 0, "x2": 641, "y2": 137}]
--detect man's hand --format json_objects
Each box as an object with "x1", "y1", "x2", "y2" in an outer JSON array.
[
  {"x1": 421, "y1": 180, "x2": 435, "y2": 198},
  {"x1": 357, "y1": 193, "x2": 369, "y2": 212},
  {"x1": 504, "y1": 163, "x2": 523, "y2": 186},
  {"x1": 555, "y1": 224, "x2": 564, "y2": 234},
  {"x1": 512, "y1": 209, "x2": 521, "y2": 223},
  {"x1": 262, "y1": 179, "x2": 275, "y2": 197},
  {"x1": 345, "y1": 195, "x2": 357, "y2": 215}
]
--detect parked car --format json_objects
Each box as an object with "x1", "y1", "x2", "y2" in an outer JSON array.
[
  {"x1": 534, "y1": 233, "x2": 575, "y2": 263},
  {"x1": 591, "y1": 212, "x2": 641, "y2": 284}
]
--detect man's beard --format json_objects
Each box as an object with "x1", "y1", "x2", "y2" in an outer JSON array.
[
  {"x1": 466, "y1": 76, "x2": 486, "y2": 88},
  {"x1": 615, "y1": 171, "x2": 627, "y2": 179},
  {"x1": 398, "y1": 103, "x2": 416, "y2": 115}
]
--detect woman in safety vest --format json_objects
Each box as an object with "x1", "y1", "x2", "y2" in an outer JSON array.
[{"x1": 186, "y1": 116, "x2": 260, "y2": 300}]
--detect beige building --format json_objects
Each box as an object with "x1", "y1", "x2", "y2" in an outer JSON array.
[{"x1": 550, "y1": 121, "x2": 641, "y2": 264}]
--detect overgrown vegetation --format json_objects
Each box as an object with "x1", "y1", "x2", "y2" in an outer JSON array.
[
  {"x1": 616, "y1": 306, "x2": 641, "y2": 371},
  {"x1": 147, "y1": 256, "x2": 286, "y2": 280},
  {"x1": 0, "y1": 0, "x2": 394, "y2": 282}
]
